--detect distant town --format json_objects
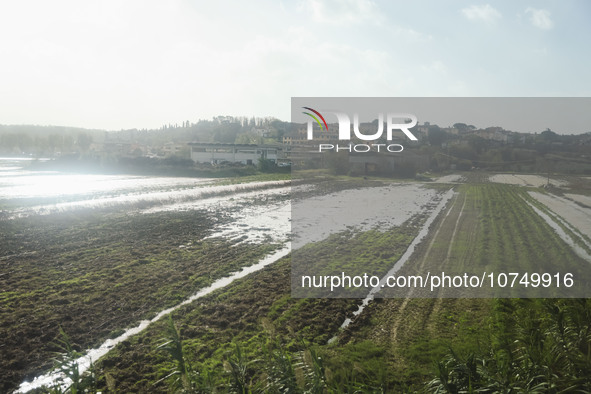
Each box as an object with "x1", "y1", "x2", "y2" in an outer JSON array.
[{"x1": 1, "y1": 116, "x2": 590, "y2": 176}]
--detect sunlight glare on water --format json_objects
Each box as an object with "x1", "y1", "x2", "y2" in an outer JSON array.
[{"x1": 0, "y1": 158, "x2": 211, "y2": 200}]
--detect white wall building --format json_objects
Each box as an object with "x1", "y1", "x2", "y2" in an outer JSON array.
[{"x1": 188, "y1": 142, "x2": 283, "y2": 165}]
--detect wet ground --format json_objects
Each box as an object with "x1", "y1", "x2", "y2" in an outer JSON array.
[
  {"x1": 0, "y1": 160, "x2": 291, "y2": 392},
  {"x1": 4, "y1": 168, "x2": 591, "y2": 392}
]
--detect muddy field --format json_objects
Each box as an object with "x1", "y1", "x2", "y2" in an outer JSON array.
[
  {"x1": 0, "y1": 162, "x2": 291, "y2": 393},
  {"x1": 0, "y1": 205, "x2": 291, "y2": 392},
  {"x1": 4, "y1": 169, "x2": 591, "y2": 392},
  {"x1": 92, "y1": 258, "x2": 360, "y2": 392}
]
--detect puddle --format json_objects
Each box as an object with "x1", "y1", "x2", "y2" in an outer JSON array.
[
  {"x1": 565, "y1": 193, "x2": 591, "y2": 208},
  {"x1": 433, "y1": 174, "x2": 464, "y2": 183},
  {"x1": 292, "y1": 184, "x2": 441, "y2": 249},
  {"x1": 205, "y1": 199, "x2": 290, "y2": 244},
  {"x1": 145, "y1": 185, "x2": 291, "y2": 245},
  {"x1": 525, "y1": 200, "x2": 591, "y2": 262},
  {"x1": 528, "y1": 192, "x2": 591, "y2": 242},
  {"x1": 490, "y1": 174, "x2": 566, "y2": 187}
]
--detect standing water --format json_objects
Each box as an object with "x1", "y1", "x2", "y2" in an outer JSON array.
[
  {"x1": 1, "y1": 158, "x2": 292, "y2": 392},
  {"x1": 328, "y1": 189, "x2": 455, "y2": 343}
]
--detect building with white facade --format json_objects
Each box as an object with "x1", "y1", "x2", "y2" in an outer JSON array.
[{"x1": 188, "y1": 142, "x2": 284, "y2": 165}]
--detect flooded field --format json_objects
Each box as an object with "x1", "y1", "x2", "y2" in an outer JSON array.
[
  {"x1": 4, "y1": 162, "x2": 591, "y2": 392},
  {"x1": 292, "y1": 183, "x2": 445, "y2": 248},
  {"x1": 0, "y1": 159, "x2": 291, "y2": 220},
  {"x1": 565, "y1": 193, "x2": 591, "y2": 208},
  {"x1": 528, "y1": 191, "x2": 591, "y2": 253},
  {"x1": 0, "y1": 158, "x2": 210, "y2": 199},
  {"x1": 433, "y1": 174, "x2": 464, "y2": 183},
  {"x1": 528, "y1": 192, "x2": 591, "y2": 238},
  {"x1": 0, "y1": 158, "x2": 292, "y2": 392},
  {"x1": 330, "y1": 189, "x2": 454, "y2": 334},
  {"x1": 489, "y1": 173, "x2": 567, "y2": 187}
]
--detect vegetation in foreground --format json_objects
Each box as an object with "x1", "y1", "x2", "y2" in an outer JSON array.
[
  {"x1": 33, "y1": 278, "x2": 591, "y2": 393},
  {"x1": 428, "y1": 298, "x2": 591, "y2": 393}
]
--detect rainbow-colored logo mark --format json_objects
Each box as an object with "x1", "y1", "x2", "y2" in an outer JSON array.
[{"x1": 302, "y1": 107, "x2": 328, "y2": 132}]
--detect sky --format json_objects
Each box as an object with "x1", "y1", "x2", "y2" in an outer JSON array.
[{"x1": 0, "y1": 0, "x2": 590, "y2": 131}]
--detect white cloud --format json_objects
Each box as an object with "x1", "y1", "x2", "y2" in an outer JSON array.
[
  {"x1": 304, "y1": 0, "x2": 381, "y2": 25},
  {"x1": 526, "y1": 8, "x2": 554, "y2": 30},
  {"x1": 461, "y1": 4, "x2": 502, "y2": 24},
  {"x1": 390, "y1": 26, "x2": 433, "y2": 42}
]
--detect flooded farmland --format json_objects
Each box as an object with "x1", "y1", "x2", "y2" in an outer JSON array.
[
  {"x1": 0, "y1": 158, "x2": 292, "y2": 392},
  {"x1": 3, "y1": 159, "x2": 591, "y2": 392},
  {"x1": 1, "y1": 158, "x2": 453, "y2": 391},
  {"x1": 489, "y1": 173, "x2": 567, "y2": 187},
  {"x1": 528, "y1": 191, "x2": 591, "y2": 241},
  {"x1": 292, "y1": 183, "x2": 446, "y2": 249}
]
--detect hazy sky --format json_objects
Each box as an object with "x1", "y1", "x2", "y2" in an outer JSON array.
[{"x1": 1, "y1": 0, "x2": 589, "y2": 130}]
